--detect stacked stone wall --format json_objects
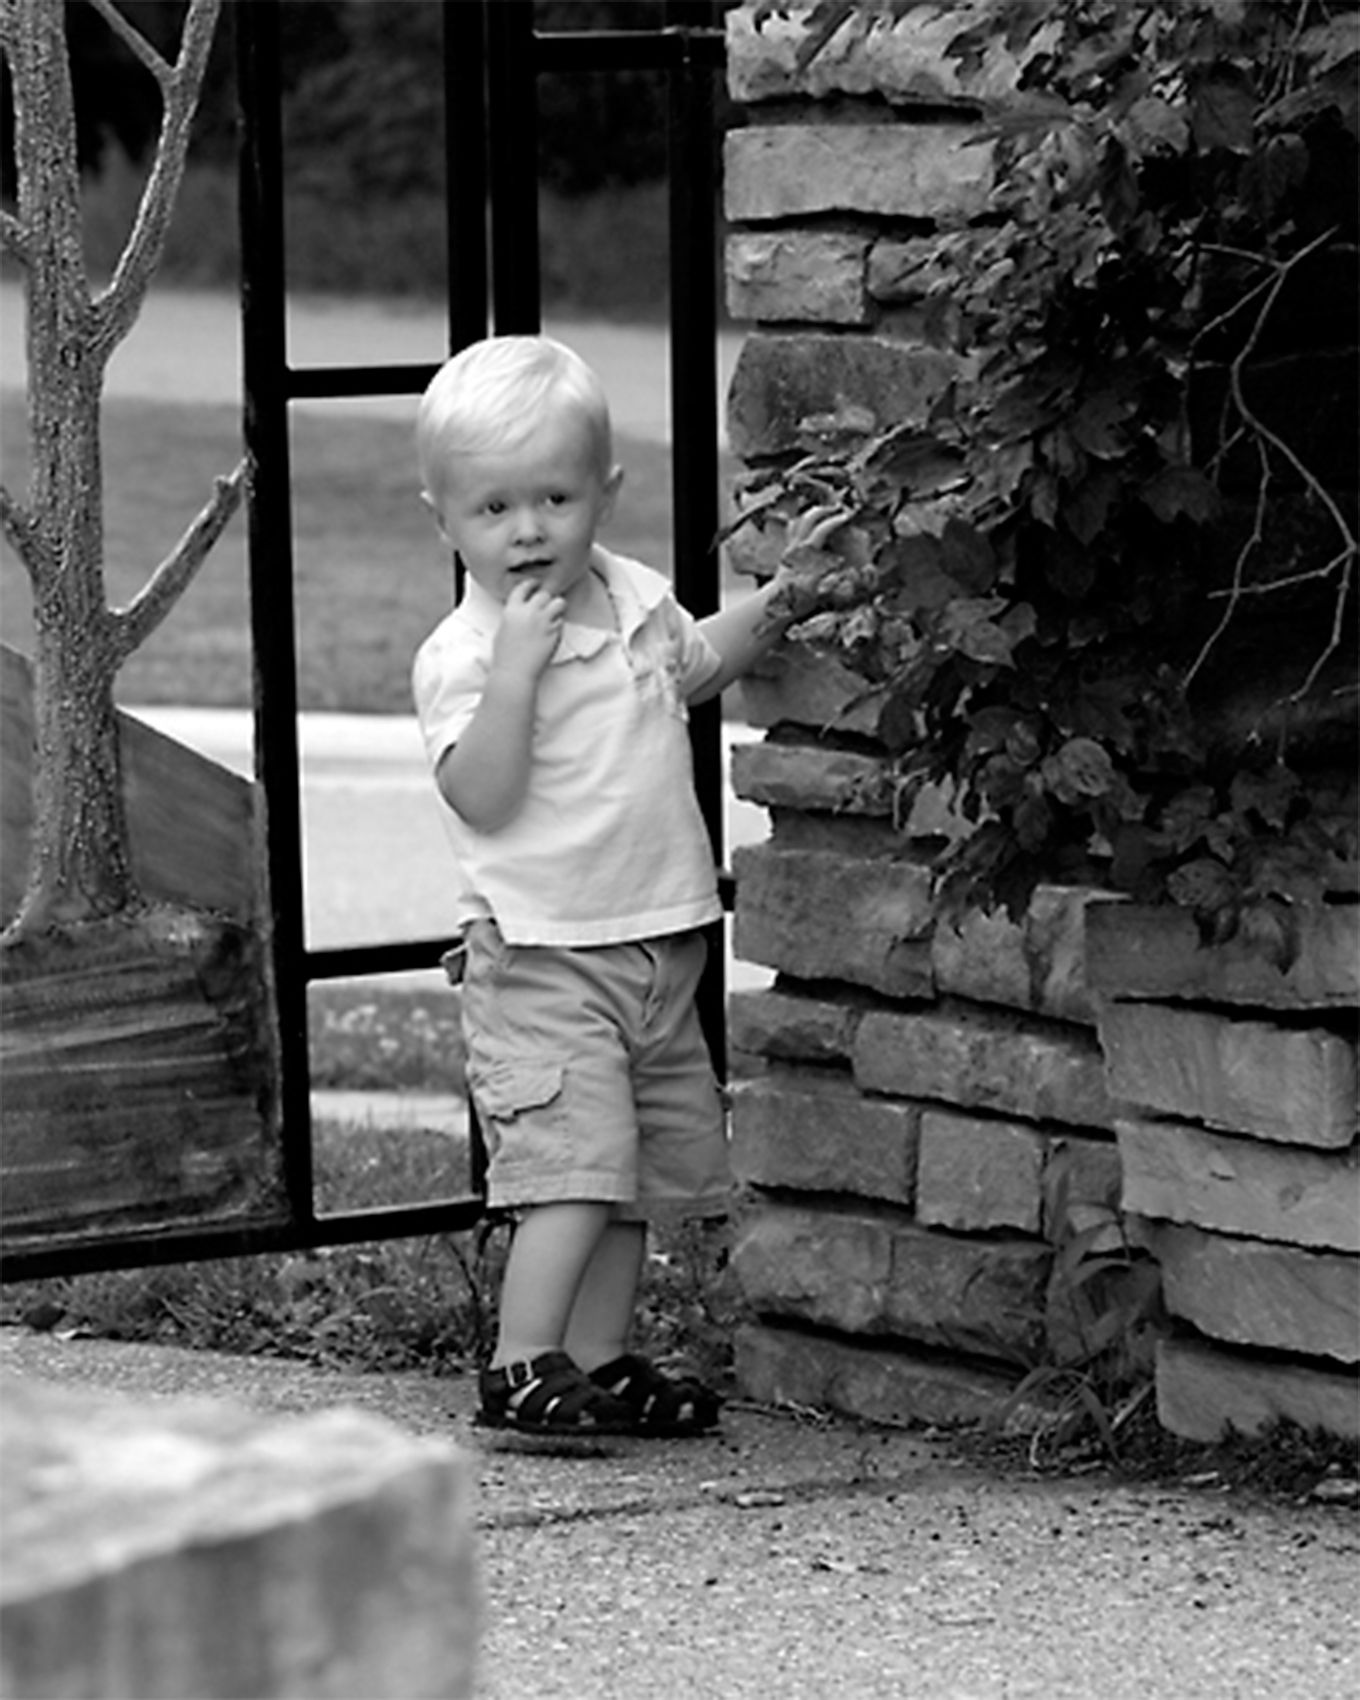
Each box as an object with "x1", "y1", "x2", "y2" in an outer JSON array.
[{"x1": 719, "y1": 2, "x2": 1359, "y2": 1442}]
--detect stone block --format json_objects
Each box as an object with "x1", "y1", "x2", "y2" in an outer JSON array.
[
  {"x1": 0, "y1": 1377, "x2": 477, "y2": 1700},
  {"x1": 733, "y1": 1204, "x2": 895, "y2": 1337},
  {"x1": 1086, "y1": 899, "x2": 1360, "y2": 1009},
  {"x1": 733, "y1": 1203, "x2": 1050, "y2": 1360},
  {"x1": 854, "y1": 1005, "x2": 1119, "y2": 1131},
  {"x1": 1118, "y1": 1116, "x2": 1360, "y2": 1252},
  {"x1": 916, "y1": 1110, "x2": 1047, "y2": 1235},
  {"x1": 931, "y1": 884, "x2": 1113, "y2": 1025},
  {"x1": 730, "y1": 738, "x2": 894, "y2": 817},
  {"x1": 726, "y1": 230, "x2": 870, "y2": 325},
  {"x1": 734, "y1": 1323, "x2": 1018, "y2": 1429},
  {"x1": 733, "y1": 842, "x2": 935, "y2": 998},
  {"x1": 1155, "y1": 1334, "x2": 1360, "y2": 1443},
  {"x1": 726, "y1": 331, "x2": 956, "y2": 460},
  {"x1": 1099, "y1": 1002, "x2": 1358, "y2": 1147},
  {"x1": 729, "y1": 985, "x2": 865, "y2": 1065},
  {"x1": 739, "y1": 639, "x2": 891, "y2": 737},
  {"x1": 1132, "y1": 1220, "x2": 1360, "y2": 1364},
  {"x1": 726, "y1": 2, "x2": 1060, "y2": 108},
  {"x1": 731, "y1": 1066, "x2": 919, "y2": 1205},
  {"x1": 725, "y1": 125, "x2": 994, "y2": 225}
]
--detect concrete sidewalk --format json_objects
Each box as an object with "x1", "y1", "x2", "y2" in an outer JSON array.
[{"x1": 1, "y1": 1327, "x2": 1355, "y2": 1700}]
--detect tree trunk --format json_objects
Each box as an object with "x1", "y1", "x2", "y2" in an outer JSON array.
[{"x1": 5, "y1": 0, "x2": 134, "y2": 934}]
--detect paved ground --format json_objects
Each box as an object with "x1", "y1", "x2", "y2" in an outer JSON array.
[{"x1": 2, "y1": 1327, "x2": 1356, "y2": 1700}]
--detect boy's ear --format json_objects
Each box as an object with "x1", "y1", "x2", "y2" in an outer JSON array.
[
  {"x1": 420, "y1": 489, "x2": 450, "y2": 543},
  {"x1": 601, "y1": 464, "x2": 624, "y2": 517}
]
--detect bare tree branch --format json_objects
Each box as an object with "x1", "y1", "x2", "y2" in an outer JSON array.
[
  {"x1": 1184, "y1": 437, "x2": 1270, "y2": 693},
  {"x1": 91, "y1": 0, "x2": 222, "y2": 361},
  {"x1": 0, "y1": 209, "x2": 27, "y2": 266},
  {"x1": 110, "y1": 458, "x2": 250, "y2": 662},
  {"x1": 0, "y1": 483, "x2": 49, "y2": 580},
  {"x1": 86, "y1": 0, "x2": 173, "y2": 91}
]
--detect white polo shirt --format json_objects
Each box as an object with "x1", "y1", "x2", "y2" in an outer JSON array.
[{"x1": 413, "y1": 547, "x2": 724, "y2": 946}]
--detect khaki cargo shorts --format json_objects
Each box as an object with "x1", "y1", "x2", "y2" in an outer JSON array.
[{"x1": 458, "y1": 920, "x2": 729, "y2": 1220}]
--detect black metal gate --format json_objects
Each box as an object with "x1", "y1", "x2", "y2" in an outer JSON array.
[{"x1": 3, "y1": 0, "x2": 727, "y2": 1281}]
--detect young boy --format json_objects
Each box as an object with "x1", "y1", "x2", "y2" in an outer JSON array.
[{"x1": 413, "y1": 334, "x2": 795, "y2": 1438}]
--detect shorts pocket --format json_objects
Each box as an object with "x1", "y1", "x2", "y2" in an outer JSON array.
[{"x1": 470, "y1": 1058, "x2": 565, "y2": 1124}]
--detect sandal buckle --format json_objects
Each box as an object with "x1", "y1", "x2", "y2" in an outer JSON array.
[{"x1": 505, "y1": 1359, "x2": 536, "y2": 1389}]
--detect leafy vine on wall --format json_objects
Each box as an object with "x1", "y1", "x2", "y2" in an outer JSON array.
[{"x1": 741, "y1": 0, "x2": 1358, "y2": 958}]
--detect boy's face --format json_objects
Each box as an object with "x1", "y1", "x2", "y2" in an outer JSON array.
[{"x1": 427, "y1": 412, "x2": 620, "y2": 609}]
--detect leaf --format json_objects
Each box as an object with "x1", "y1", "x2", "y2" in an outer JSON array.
[
  {"x1": 1190, "y1": 67, "x2": 1257, "y2": 154},
  {"x1": 1140, "y1": 466, "x2": 1219, "y2": 525},
  {"x1": 1166, "y1": 856, "x2": 1236, "y2": 913},
  {"x1": 1071, "y1": 393, "x2": 1129, "y2": 461},
  {"x1": 1063, "y1": 467, "x2": 1122, "y2": 544},
  {"x1": 1229, "y1": 766, "x2": 1298, "y2": 831},
  {"x1": 940, "y1": 517, "x2": 998, "y2": 593},
  {"x1": 889, "y1": 533, "x2": 959, "y2": 615},
  {"x1": 1044, "y1": 737, "x2": 1116, "y2": 800},
  {"x1": 1158, "y1": 785, "x2": 1217, "y2": 852}
]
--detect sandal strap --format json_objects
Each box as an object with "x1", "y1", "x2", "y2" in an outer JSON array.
[
  {"x1": 589, "y1": 1353, "x2": 722, "y2": 1434},
  {"x1": 481, "y1": 1351, "x2": 632, "y2": 1433}
]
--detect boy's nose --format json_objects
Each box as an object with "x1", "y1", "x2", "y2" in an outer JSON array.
[{"x1": 511, "y1": 505, "x2": 545, "y2": 541}]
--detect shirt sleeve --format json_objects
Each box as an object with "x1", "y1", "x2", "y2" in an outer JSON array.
[
  {"x1": 661, "y1": 596, "x2": 723, "y2": 700},
  {"x1": 412, "y1": 623, "x2": 488, "y2": 773}
]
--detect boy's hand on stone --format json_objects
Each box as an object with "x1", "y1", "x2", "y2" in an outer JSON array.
[
  {"x1": 762, "y1": 503, "x2": 856, "y2": 628},
  {"x1": 494, "y1": 581, "x2": 566, "y2": 679}
]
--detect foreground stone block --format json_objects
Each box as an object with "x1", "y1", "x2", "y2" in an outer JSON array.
[
  {"x1": 732, "y1": 1066, "x2": 919, "y2": 1205},
  {"x1": 1099, "y1": 1002, "x2": 1358, "y2": 1147},
  {"x1": 1156, "y1": 1335, "x2": 1360, "y2": 1443},
  {"x1": 1118, "y1": 1116, "x2": 1360, "y2": 1252},
  {"x1": 735, "y1": 1323, "x2": 1017, "y2": 1429},
  {"x1": 0, "y1": 1378, "x2": 477, "y2": 1700},
  {"x1": 854, "y1": 1005, "x2": 1119, "y2": 1130},
  {"x1": 1132, "y1": 1221, "x2": 1359, "y2": 1365}
]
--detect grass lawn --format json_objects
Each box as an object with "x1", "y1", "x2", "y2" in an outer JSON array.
[{"x1": 2, "y1": 390, "x2": 722, "y2": 713}]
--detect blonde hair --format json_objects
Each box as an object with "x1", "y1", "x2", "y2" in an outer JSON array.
[{"x1": 416, "y1": 335, "x2": 614, "y2": 505}]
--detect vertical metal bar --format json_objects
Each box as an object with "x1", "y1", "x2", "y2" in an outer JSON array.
[
  {"x1": 443, "y1": 0, "x2": 490, "y2": 353},
  {"x1": 237, "y1": 0, "x2": 314, "y2": 1226},
  {"x1": 665, "y1": 2, "x2": 725, "y2": 1076},
  {"x1": 486, "y1": 0, "x2": 541, "y2": 333}
]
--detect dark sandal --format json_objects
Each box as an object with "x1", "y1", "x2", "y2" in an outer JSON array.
[
  {"x1": 588, "y1": 1353, "x2": 722, "y2": 1437},
  {"x1": 475, "y1": 1351, "x2": 634, "y2": 1435}
]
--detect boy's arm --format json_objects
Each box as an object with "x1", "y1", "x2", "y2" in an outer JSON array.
[
  {"x1": 690, "y1": 506, "x2": 847, "y2": 704},
  {"x1": 690, "y1": 578, "x2": 792, "y2": 704},
  {"x1": 434, "y1": 582, "x2": 564, "y2": 833}
]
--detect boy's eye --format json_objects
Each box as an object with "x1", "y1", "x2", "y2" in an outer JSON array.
[{"x1": 485, "y1": 499, "x2": 506, "y2": 515}]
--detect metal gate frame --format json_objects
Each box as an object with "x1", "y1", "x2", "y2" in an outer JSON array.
[{"x1": 2, "y1": 0, "x2": 727, "y2": 1280}]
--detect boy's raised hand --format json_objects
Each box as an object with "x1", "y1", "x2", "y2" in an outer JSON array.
[{"x1": 493, "y1": 581, "x2": 566, "y2": 680}]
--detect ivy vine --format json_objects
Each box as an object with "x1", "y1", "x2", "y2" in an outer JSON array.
[{"x1": 739, "y1": 0, "x2": 1358, "y2": 957}]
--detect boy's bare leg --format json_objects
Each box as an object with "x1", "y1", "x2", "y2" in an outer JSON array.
[
  {"x1": 491, "y1": 1200, "x2": 614, "y2": 1368},
  {"x1": 564, "y1": 1218, "x2": 646, "y2": 1372}
]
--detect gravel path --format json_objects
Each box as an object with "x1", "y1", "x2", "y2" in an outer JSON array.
[{"x1": 4, "y1": 1328, "x2": 1357, "y2": 1700}]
